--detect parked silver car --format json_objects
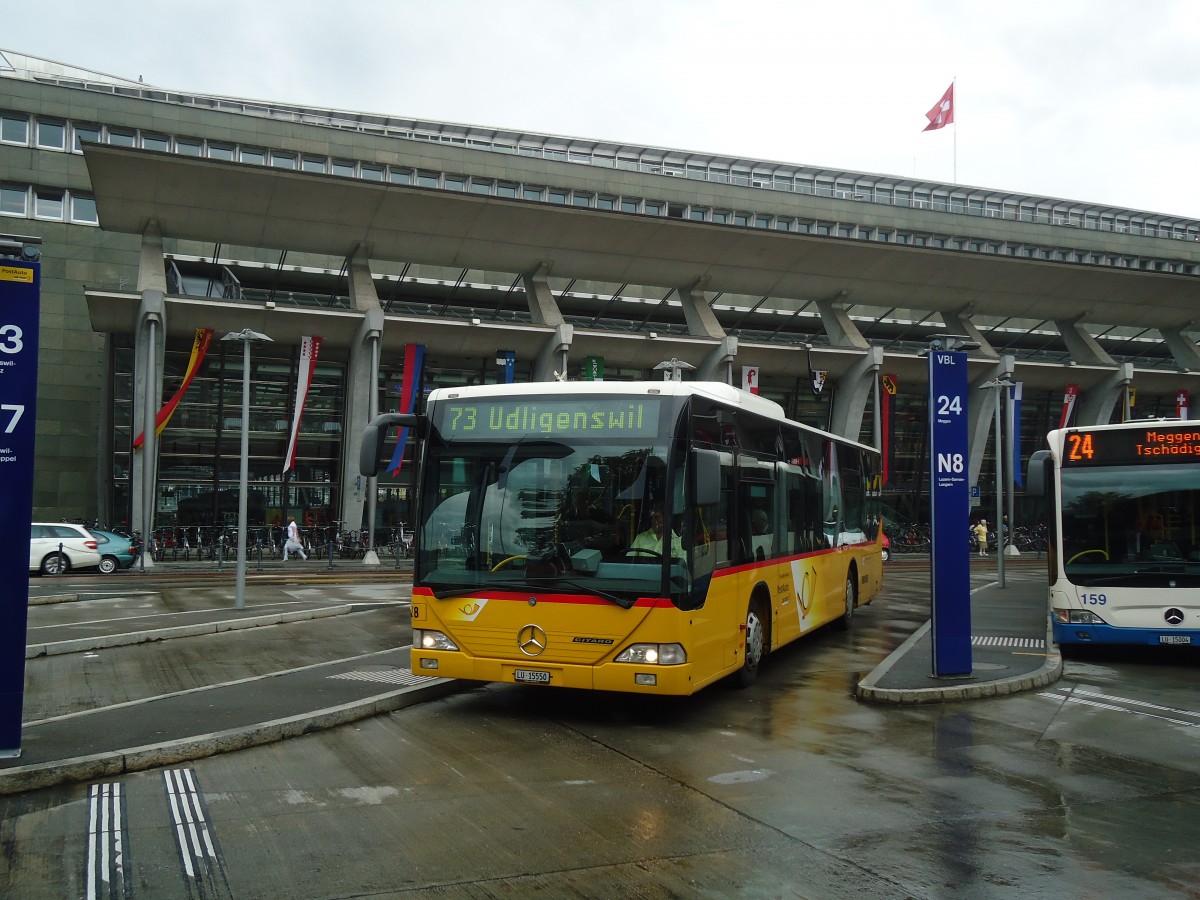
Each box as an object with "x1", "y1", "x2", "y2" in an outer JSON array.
[{"x1": 29, "y1": 523, "x2": 102, "y2": 575}]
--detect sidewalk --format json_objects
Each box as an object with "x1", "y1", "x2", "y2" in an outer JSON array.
[{"x1": 857, "y1": 560, "x2": 1062, "y2": 703}]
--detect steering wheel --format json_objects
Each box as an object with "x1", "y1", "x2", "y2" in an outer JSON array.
[
  {"x1": 624, "y1": 548, "x2": 662, "y2": 559},
  {"x1": 1067, "y1": 548, "x2": 1109, "y2": 564},
  {"x1": 490, "y1": 554, "x2": 527, "y2": 572}
]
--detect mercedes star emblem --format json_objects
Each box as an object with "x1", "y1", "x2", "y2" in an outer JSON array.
[{"x1": 518, "y1": 624, "x2": 548, "y2": 657}]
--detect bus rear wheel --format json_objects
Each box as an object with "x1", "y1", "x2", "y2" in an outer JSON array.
[{"x1": 736, "y1": 600, "x2": 767, "y2": 688}]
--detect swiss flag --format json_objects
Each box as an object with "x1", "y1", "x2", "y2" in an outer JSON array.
[{"x1": 923, "y1": 83, "x2": 954, "y2": 132}]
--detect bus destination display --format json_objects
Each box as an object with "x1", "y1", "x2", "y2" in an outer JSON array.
[
  {"x1": 434, "y1": 396, "x2": 662, "y2": 440},
  {"x1": 1063, "y1": 426, "x2": 1200, "y2": 466}
]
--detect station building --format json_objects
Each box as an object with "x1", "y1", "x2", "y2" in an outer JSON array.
[{"x1": 3, "y1": 48, "x2": 1199, "y2": 542}]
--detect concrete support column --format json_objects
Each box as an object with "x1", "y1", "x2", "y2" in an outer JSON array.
[
  {"x1": 1158, "y1": 326, "x2": 1200, "y2": 373},
  {"x1": 967, "y1": 355, "x2": 1015, "y2": 493},
  {"x1": 678, "y1": 280, "x2": 725, "y2": 340},
  {"x1": 534, "y1": 323, "x2": 574, "y2": 381},
  {"x1": 816, "y1": 294, "x2": 869, "y2": 349},
  {"x1": 942, "y1": 308, "x2": 999, "y2": 359},
  {"x1": 338, "y1": 255, "x2": 385, "y2": 554},
  {"x1": 137, "y1": 221, "x2": 168, "y2": 293},
  {"x1": 1056, "y1": 318, "x2": 1115, "y2": 366},
  {"x1": 131, "y1": 288, "x2": 166, "y2": 562},
  {"x1": 828, "y1": 346, "x2": 883, "y2": 440},
  {"x1": 522, "y1": 263, "x2": 565, "y2": 326},
  {"x1": 1079, "y1": 363, "x2": 1134, "y2": 426},
  {"x1": 695, "y1": 336, "x2": 738, "y2": 383}
]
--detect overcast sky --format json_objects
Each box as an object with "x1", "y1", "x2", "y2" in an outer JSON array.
[{"x1": 7, "y1": 0, "x2": 1200, "y2": 218}]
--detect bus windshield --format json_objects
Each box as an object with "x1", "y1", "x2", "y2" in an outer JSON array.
[
  {"x1": 416, "y1": 436, "x2": 691, "y2": 604},
  {"x1": 1060, "y1": 462, "x2": 1200, "y2": 586}
]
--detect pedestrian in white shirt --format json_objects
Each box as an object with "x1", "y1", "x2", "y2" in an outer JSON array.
[{"x1": 283, "y1": 515, "x2": 307, "y2": 560}]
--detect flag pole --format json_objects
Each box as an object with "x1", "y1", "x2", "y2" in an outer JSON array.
[{"x1": 952, "y1": 76, "x2": 957, "y2": 184}]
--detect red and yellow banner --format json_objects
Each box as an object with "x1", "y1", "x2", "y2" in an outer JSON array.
[{"x1": 133, "y1": 328, "x2": 213, "y2": 450}]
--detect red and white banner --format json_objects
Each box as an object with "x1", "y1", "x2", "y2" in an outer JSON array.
[
  {"x1": 922, "y1": 83, "x2": 955, "y2": 132},
  {"x1": 133, "y1": 327, "x2": 213, "y2": 450},
  {"x1": 742, "y1": 366, "x2": 760, "y2": 395},
  {"x1": 1059, "y1": 384, "x2": 1080, "y2": 429},
  {"x1": 1177, "y1": 390, "x2": 1191, "y2": 420},
  {"x1": 283, "y1": 336, "x2": 323, "y2": 473}
]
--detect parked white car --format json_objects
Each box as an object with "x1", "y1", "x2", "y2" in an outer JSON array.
[{"x1": 29, "y1": 523, "x2": 102, "y2": 575}]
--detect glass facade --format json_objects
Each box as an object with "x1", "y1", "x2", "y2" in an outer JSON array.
[{"x1": 111, "y1": 339, "x2": 345, "y2": 529}]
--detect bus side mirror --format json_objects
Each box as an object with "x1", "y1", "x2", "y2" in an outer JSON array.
[
  {"x1": 693, "y1": 448, "x2": 720, "y2": 507},
  {"x1": 1026, "y1": 449, "x2": 1050, "y2": 498},
  {"x1": 359, "y1": 413, "x2": 424, "y2": 476}
]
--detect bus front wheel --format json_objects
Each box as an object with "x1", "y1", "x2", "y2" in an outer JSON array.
[
  {"x1": 835, "y1": 570, "x2": 857, "y2": 631},
  {"x1": 736, "y1": 600, "x2": 767, "y2": 688}
]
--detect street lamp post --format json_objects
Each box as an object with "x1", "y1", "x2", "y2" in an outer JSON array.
[
  {"x1": 983, "y1": 378, "x2": 1013, "y2": 588},
  {"x1": 220, "y1": 329, "x2": 272, "y2": 609}
]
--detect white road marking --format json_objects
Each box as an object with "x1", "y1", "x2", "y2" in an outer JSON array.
[
  {"x1": 86, "y1": 782, "x2": 128, "y2": 900},
  {"x1": 1039, "y1": 685, "x2": 1200, "y2": 729},
  {"x1": 164, "y1": 768, "x2": 233, "y2": 899}
]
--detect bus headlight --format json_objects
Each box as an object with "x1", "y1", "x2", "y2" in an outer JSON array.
[
  {"x1": 1053, "y1": 609, "x2": 1108, "y2": 626},
  {"x1": 414, "y1": 629, "x2": 459, "y2": 651},
  {"x1": 614, "y1": 643, "x2": 686, "y2": 665}
]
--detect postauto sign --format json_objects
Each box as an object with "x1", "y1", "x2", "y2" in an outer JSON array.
[{"x1": 0, "y1": 260, "x2": 38, "y2": 755}]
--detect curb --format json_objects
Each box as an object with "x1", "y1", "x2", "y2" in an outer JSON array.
[
  {"x1": 0, "y1": 678, "x2": 468, "y2": 797},
  {"x1": 856, "y1": 618, "x2": 1063, "y2": 705}
]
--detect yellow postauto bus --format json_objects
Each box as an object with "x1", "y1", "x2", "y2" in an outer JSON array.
[{"x1": 361, "y1": 381, "x2": 884, "y2": 695}]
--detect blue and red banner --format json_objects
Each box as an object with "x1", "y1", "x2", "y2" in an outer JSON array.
[{"x1": 388, "y1": 343, "x2": 425, "y2": 475}]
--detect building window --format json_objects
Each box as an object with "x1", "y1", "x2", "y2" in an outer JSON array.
[
  {"x1": 270, "y1": 152, "x2": 297, "y2": 169},
  {"x1": 1, "y1": 113, "x2": 28, "y2": 144},
  {"x1": 444, "y1": 175, "x2": 466, "y2": 191},
  {"x1": 0, "y1": 184, "x2": 27, "y2": 216},
  {"x1": 208, "y1": 143, "x2": 235, "y2": 161},
  {"x1": 141, "y1": 133, "x2": 169, "y2": 152},
  {"x1": 302, "y1": 156, "x2": 326, "y2": 173},
  {"x1": 108, "y1": 129, "x2": 136, "y2": 148},
  {"x1": 620, "y1": 198, "x2": 638, "y2": 213},
  {"x1": 361, "y1": 165, "x2": 384, "y2": 181},
  {"x1": 36, "y1": 120, "x2": 66, "y2": 150},
  {"x1": 573, "y1": 193, "x2": 593, "y2": 207},
  {"x1": 241, "y1": 147, "x2": 267, "y2": 165},
  {"x1": 417, "y1": 171, "x2": 439, "y2": 188},
  {"x1": 72, "y1": 124, "x2": 101, "y2": 152},
  {"x1": 470, "y1": 179, "x2": 493, "y2": 195},
  {"x1": 690, "y1": 207, "x2": 708, "y2": 221},
  {"x1": 597, "y1": 195, "x2": 617, "y2": 210},
  {"x1": 334, "y1": 160, "x2": 357, "y2": 177},
  {"x1": 523, "y1": 186, "x2": 544, "y2": 201},
  {"x1": 548, "y1": 190, "x2": 568, "y2": 204},
  {"x1": 497, "y1": 182, "x2": 518, "y2": 198},
  {"x1": 777, "y1": 218, "x2": 793, "y2": 231},
  {"x1": 34, "y1": 189, "x2": 65, "y2": 220},
  {"x1": 734, "y1": 213, "x2": 750, "y2": 227},
  {"x1": 756, "y1": 216, "x2": 772, "y2": 229},
  {"x1": 176, "y1": 137, "x2": 203, "y2": 157},
  {"x1": 712, "y1": 210, "x2": 729, "y2": 224},
  {"x1": 644, "y1": 202, "x2": 662, "y2": 215},
  {"x1": 71, "y1": 194, "x2": 99, "y2": 224}
]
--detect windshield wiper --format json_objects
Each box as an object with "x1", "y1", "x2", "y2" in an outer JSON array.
[
  {"x1": 428, "y1": 582, "x2": 480, "y2": 600},
  {"x1": 523, "y1": 576, "x2": 636, "y2": 609}
]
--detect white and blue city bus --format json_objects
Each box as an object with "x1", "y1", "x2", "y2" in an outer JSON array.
[{"x1": 1028, "y1": 419, "x2": 1200, "y2": 647}]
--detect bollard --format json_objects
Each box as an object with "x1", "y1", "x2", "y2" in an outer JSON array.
[
  {"x1": 56, "y1": 541, "x2": 65, "y2": 576},
  {"x1": 327, "y1": 533, "x2": 335, "y2": 570},
  {"x1": 218, "y1": 534, "x2": 225, "y2": 572},
  {"x1": 255, "y1": 538, "x2": 263, "y2": 572},
  {"x1": 395, "y1": 541, "x2": 401, "y2": 569}
]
